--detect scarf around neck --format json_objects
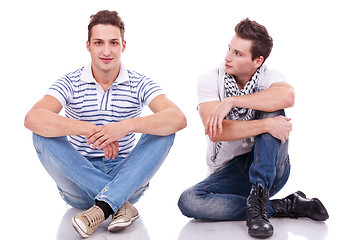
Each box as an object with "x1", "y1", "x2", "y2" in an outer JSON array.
[
  {"x1": 224, "y1": 67, "x2": 261, "y2": 121},
  {"x1": 210, "y1": 67, "x2": 261, "y2": 163}
]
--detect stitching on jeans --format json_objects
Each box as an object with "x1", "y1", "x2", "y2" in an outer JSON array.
[
  {"x1": 272, "y1": 157, "x2": 290, "y2": 189},
  {"x1": 254, "y1": 141, "x2": 261, "y2": 186}
]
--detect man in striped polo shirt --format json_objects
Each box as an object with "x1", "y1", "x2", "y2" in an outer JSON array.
[{"x1": 25, "y1": 10, "x2": 186, "y2": 238}]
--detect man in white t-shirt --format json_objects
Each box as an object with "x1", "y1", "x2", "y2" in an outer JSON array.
[
  {"x1": 25, "y1": 10, "x2": 186, "y2": 238},
  {"x1": 178, "y1": 18, "x2": 328, "y2": 239}
]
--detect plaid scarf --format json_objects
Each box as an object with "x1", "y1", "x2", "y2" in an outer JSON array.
[
  {"x1": 210, "y1": 67, "x2": 261, "y2": 163},
  {"x1": 224, "y1": 67, "x2": 260, "y2": 120}
]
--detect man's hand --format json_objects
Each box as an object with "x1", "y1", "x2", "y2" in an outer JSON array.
[
  {"x1": 265, "y1": 116, "x2": 292, "y2": 143},
  {"x1": 205, "y1": 97, "x2": 233, "y2": 138},
  {"x1": 83, "y1": 123, "x2": 121, "y2": 160},
  {"x1": 85, "y1": 120, "x2": 131, "y2": 151},
  {"x1": 102, "y1": 140, "x2": 120, "y2": 160}
]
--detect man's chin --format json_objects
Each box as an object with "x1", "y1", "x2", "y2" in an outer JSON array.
[{"x1": 224, "y1": 68, "x2": 233, "y2": 75}]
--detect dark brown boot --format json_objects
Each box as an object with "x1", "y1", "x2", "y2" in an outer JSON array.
[
  {"x1": 246, "y1": 185, "x2": 273, "y2": 239},
  {"x1": 271, "y1": 191, "x2": 329, "y2": 221}
]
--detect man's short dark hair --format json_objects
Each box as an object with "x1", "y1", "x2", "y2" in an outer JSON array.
[
  {"x1": 88, "y1": 10, "x2": 125, "y2": 42},
  {"x1": 235, "y1": 18, "x2": 273, "y2": 61}
]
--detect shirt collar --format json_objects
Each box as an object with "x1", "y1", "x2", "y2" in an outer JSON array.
[{"x1": 80, "y1": 62, "x2": 130, "y2": 85}]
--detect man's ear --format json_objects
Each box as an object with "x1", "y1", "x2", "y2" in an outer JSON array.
[
  {"x1": 254, "y1": 56, "x2": 264, "y2": 68},
  {"x1": 86, "y1": 40, "x2": 90, "y2": 52},
  {"x1": 122, "y1": 40, "x2": 127, "y2": 53}
]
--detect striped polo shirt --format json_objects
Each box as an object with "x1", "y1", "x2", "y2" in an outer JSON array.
[{"x1": 46, "y1": 62, "x2": 163, "y2": 158}]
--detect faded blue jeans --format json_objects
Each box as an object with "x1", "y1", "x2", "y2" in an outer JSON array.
[
  {"x1": 33, "y1": 133, "x2": 175, "y2": 213},
  {"x1": 178, "y1": 110, "x2": 290, "y2": 221}
]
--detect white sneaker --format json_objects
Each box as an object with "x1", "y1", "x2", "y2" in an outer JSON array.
[
  {"x1": 71, "y1": 205, "x2": 105, "y2": 238},
  {"x1": 108, "y1": 201, "x2": 139, "y2": 232}
]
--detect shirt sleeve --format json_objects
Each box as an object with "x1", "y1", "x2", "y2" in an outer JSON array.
[
  {"x1": 137, "y1": 76, "x2": 164, "y2": 107},
  {"x1": 197, "y1": 68, "x2": 222, "y2": 105},
  {"x1": 46, "y1": 75, "x2": 73, "y2": 107},
  {"x1": 262, "y1": 68, "x2": 288, "y2": 88}
]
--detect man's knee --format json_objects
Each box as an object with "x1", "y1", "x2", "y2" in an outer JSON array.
[
  {"x1": 58, "y1": 186, "x2": 93, "y2": 209},
  {"x1": 159, "y1": 133, "x2": 175, "y2": 148},
  {"x1": 32, "y1": 133, "x2": 46, "y2": 150},
  {"x1": 139, "y1": 133, "x2": 175, "y2": 151},
  {"x1": 178, "y1": 188, "x2": 200, "y2": 218},
  {"x1": 32, "y1": 133, "x2": 67, "y2": 153},
  {"x1": 255, "y1": 109, "x2": 288, "y2": 143},
  {"x1": 257, "y1": 109, "x2": 285, "y2": 119}
]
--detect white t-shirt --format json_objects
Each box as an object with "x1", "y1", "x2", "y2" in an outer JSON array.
[{"x1": 197, "y1": 62, "x2": 287, "y2": 174}]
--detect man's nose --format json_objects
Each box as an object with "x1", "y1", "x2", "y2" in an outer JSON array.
[
  {"x1": 224, "y1": 50, "x2": 232, "y2": 62},
  {"x1": 103, "y1": 43, "x2": 111, "y2": 56}
]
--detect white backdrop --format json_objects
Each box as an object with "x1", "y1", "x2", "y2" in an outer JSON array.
[{"x1": 1, "y1": 0, "x2": 359, "y2": 239}]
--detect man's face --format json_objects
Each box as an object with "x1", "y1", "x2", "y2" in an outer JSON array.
[
  {"x1": 87, "y1": 24, "x2": 126, "y2": 75},
  {"x1": 224, "y1": 35, "x2": 262, "y2": 80}
]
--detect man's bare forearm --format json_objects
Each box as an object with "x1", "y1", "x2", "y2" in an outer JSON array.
[
  {"x1": 208, "y1": 116, "x2": 291, "y2": 143},
  {"x1": 230, "y1": 82, "x2": 294, "y2": 112},
  {"x1": 208, "y1": 118, "x2": 268, "y2": 142},
  {"x1": 24, "y1": 109, "x2": 96, "y2": 137},
  {"x1": 128, "y1": 108, "x2": 187, "y2": 136}
]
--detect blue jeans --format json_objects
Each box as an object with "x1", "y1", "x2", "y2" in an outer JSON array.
[
  {"x1": 33, "y1": 133, "x2": 175, "y2": 213},
  {"x1": 178, "y1": 110, "x2": 290, "y2": 221}
]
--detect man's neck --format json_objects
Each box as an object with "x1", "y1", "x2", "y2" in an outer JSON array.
[
  {"x1": 234, "y1": 68, "x2": 258, "y2": 90},
  {"x1": 234, "y1": 75, "x2": 251, "y2": 90},
  {"x1": 92, "y1": 65, "x2": 121, "y2": 92}
]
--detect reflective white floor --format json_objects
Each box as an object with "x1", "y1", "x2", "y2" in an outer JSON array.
[{"x1": 53, "y1": 205, "x2": 332, "y2": 240}]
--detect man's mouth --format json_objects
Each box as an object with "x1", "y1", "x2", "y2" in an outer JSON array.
[
  {"x1": 225, "y1": 63, "x2": 232, "y2": 68},
  {"x1": 100, "y1": 57, "x2": 113, "y2": 63}
]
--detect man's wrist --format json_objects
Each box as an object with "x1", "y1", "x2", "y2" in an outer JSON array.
[
  {"x1": 123, "y1": 118, "x2": 136, "y2": 133},
  {"x1": 231, "y1": 96, "x2": 242, "y2": 109},
  {"x1": 262, "y1": 118, "x2": 273, "y2": 134},
  {"x1": 78, "y1": 121, "x2": 97, "y2": 135}
]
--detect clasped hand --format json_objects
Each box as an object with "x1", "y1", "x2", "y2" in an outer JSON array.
[
  {"x1": 85, "y1": 122, "x2": 129, "y2": 160},
  {"x1": 205, "y1": 97, "x2": 292, "y2": 143}
]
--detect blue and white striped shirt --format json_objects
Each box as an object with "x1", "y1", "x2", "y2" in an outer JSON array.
[{"x1": 47, "y1": 63, "x2": 163, "y2": 158}]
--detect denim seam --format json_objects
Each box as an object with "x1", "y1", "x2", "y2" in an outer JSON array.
[
  {"x1": 253, "y1": 141, "x2": 263, "y2": 188},
  {"x1": 272, "y1": 157, "x2": 290, "y2": 190}
]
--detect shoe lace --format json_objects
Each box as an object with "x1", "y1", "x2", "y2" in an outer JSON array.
[
  {"x1": 83, "y1": 206, "x2": 104, "y2": 228},
  {"x1": 248, "y1": 198, "x2": 262, "y2": 218},
  {"x1": 248, "y1": 188, "x2": 269, "y2": 221},
  {"x1": 114, "y1": 202, "x2": 128, "y2": 218}
]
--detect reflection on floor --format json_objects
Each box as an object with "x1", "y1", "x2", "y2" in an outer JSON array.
[
  {"x1": 56, "y1": 208, "x2": 150, "y2": 240},
  {"x1": 56, "y1": 207, "x2": 329, "y2": 240},
  {"x1": 178, "y1": 218, "x2": 328, "y2": 240}
]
